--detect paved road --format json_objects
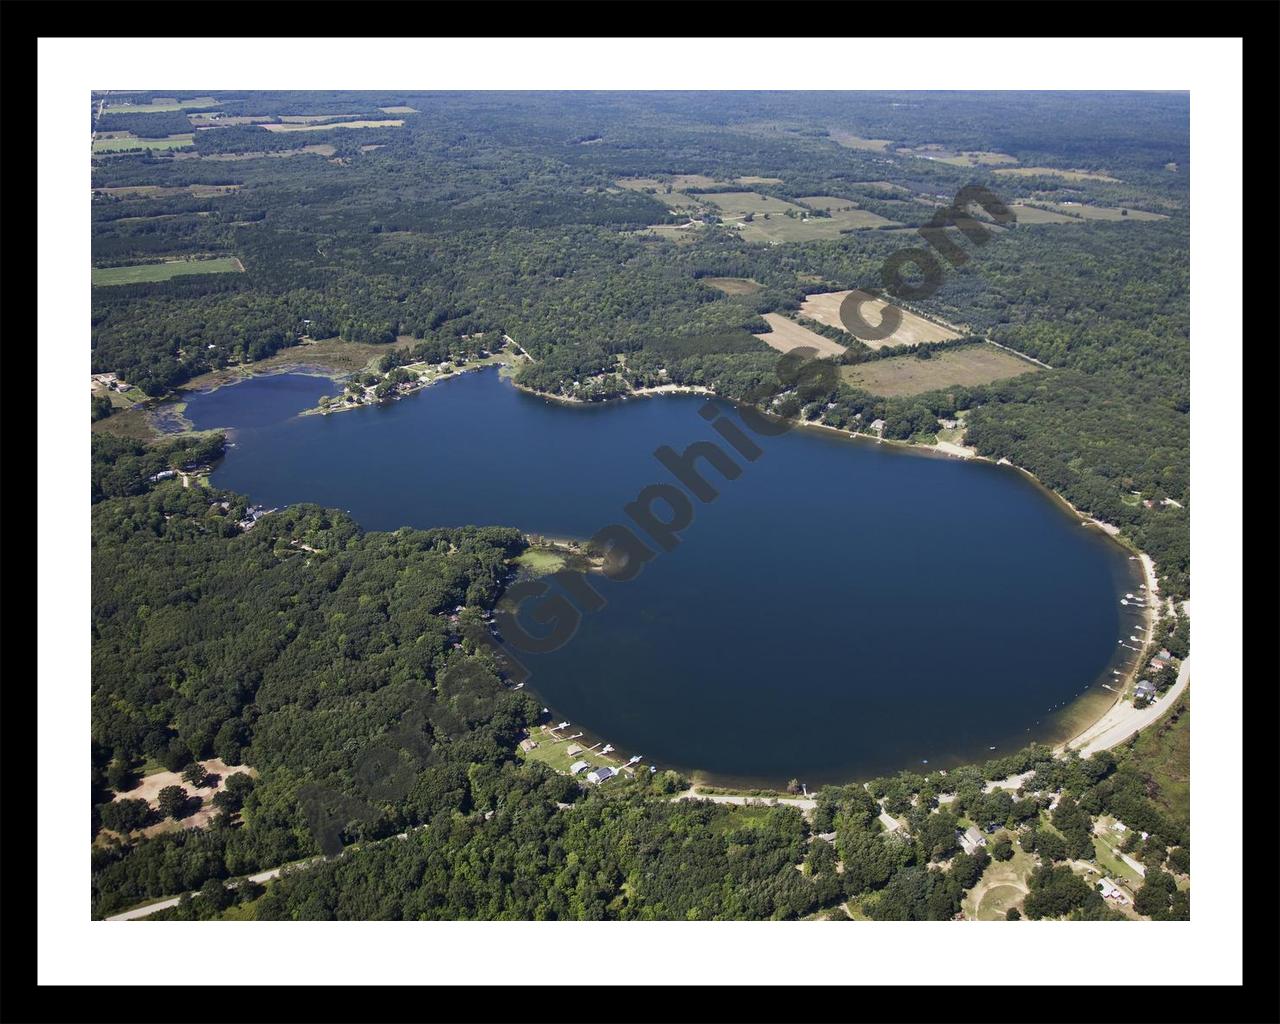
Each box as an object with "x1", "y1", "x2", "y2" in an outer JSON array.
[
  {"x1": 107, "y1": 655, "x2": 1187, "y2": 921},
  {"x1": 1068, "y1": 657, "x2": 1190, "y2": 757}
]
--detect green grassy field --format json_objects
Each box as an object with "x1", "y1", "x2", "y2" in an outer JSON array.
[
  {"x1": 513, "y1": 548, "x2": 569, "y2": 575},
  {"x1": 1119, "y1": 691, "x2": 1190, "y2": 826},
  {"x1": 92, "y1": 257, "x2": 243, "y2": 286},
  {"x1": 102, "y1": 96, "x2": 218, "y2": 113},
  {"x1": 896, "y1": 146, "x2": 1018, "y2": 167},
  {"x1": 1009, "y1": 203, "x2": 1079, "y2": 225},
  {"x1": 629, "y1": 223, "x2": 705, "y2": 244},
  {"x1": 840, "y1": 345, "x2": 1039, "y2": 397},
  {"x1": 702, "y1": 277, "x2": 761, "y2": 295},
  {"x1": 827, "y1": 131, "x2": 893, "y2": 151},
  {"x1": 994, "y1": 166, "x2": 1120, "y2": 183},
  {"x1": 704, "y1": 192, "x2": 899, "y2": 243},
  {"x1": 1051, "y1": 203, "x2": 1168, "y2": 222},
  {"x1": 92, "y1": 133, "x2": 195, "y2": 153},
  {"x1": 962, "y1": 845, "x2": 1036, "y2": 920},
  {"x1": 262, "y1": 119, "x2": 404, "y2": 133}
]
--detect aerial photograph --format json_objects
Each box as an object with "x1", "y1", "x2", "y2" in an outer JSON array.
[{"x1": 80, "y1": 85, "x2": 1201, "y2": 928}]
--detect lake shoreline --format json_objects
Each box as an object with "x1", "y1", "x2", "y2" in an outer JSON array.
[{"x1": 190, "y1": 366, "x2": 1174, "y2": 792}]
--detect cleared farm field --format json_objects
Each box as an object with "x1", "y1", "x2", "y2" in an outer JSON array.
[
  {"x1": 92, "y1": 257, "x2": 243, "y2": 286},
  {"x1": 189, "y1": 115, "x2": 274, "y2": 127},
  {"x1": 758, "y1": 313, "x2": 847, "y2": 357},
  {"x1": 629, "y1": 223, "x2": 704, "y2": 244},
  {"x1": 261, "y1": 119, "x2": 404, "y2": 133},
  {"x1": 92, "y1": 133, "x2": 194, "y2": 153},
  {"x1": 703, "y1": 192, "x2": 808, "y2": 217},
  {"x1": 840, "y1": 344, "x2": 1039, "y2": 397},
  {"x1": 995, "y1": 166, "x2": 1120, "y2": 183},
  {"x1": 735, "y1": 176, "x2": 783, "y2": 185},
  {"x1": 703, "y1": 192, "x2": 806, "y2": 217},
  {"x1": 103, "y1": 97, "x2": 218, "y2": 113},
  {"x1": 799, "y1": 290, "x2": 961, "y2": 349},
  {"x1": 702, "y1": 277, "x2": 761, "y2": 295},
  {"x1": 617, "y1": 174, "x2": 729, "y2": 191},
  {"x1": 707, "y1": 192, "x2": 899, "y2": 244},
  {"x1": 796, "y1": 196, "x2": 863, "y2": 211},
  {"x1": 849, "y1": 180, "x2": 912, "y2": 195},
  {"x1": 278, "y1": 114, "x2": 357, "y2": 123},
  {"x1": 1009, "y1": 203, "x2": 1078, "y2": 225},
  {"x1": 94, "y1": 184, "x2": 241, "y2": 198},
  {"x1": 379, "y1": 106, "x2": 419, "y2": 114},
  {"x1": 828, "y1": 130, "x2": 893, "y2": 151},
  {"x1": 897, "y1": 145, "x2": 1018, "y2": 167},
  {"x1": 1051, "y1": 203, "x2": 1167, "y2": 222},
  {"x1": 187, "y1": 144, "x2": 337, "y2": 161}
]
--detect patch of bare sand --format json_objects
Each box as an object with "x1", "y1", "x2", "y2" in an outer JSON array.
[{"x1": 111, "y1": 758, "x2": 257, "y2": 835}]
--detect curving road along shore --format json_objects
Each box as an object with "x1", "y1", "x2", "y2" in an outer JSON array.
[{"x1": 1063, "y1": 656, "x2": 1190, "y2": 758}]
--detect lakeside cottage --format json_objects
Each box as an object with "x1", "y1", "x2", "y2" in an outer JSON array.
[
  {"x1": 569, "y1": 760, "x2": 590, "y2": 775},
  {"x1": 958, "y1": 826, "x2": 987, "y2": 855},
  {"x1": 587, "y1": 766, "x2": 616, "y2": 784},
  {"x1": 1135, "y1": 680, "x2": 1158, "y2": 702},
  {"x1": 1098, "y1": 878, "x2": 1130, "y2": 903}
]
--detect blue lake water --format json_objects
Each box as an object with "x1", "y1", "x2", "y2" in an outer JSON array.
[{"x1": 185, "y1": 368, "x2": 1144, "y2": 786}]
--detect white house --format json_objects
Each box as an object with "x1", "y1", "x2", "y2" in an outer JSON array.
[
  {"x1": 569, "y1": 760, "x2": 590, "y2": 775},
  {"x1": 587, "y1": 766, "x2": 616, "y2": 785}
]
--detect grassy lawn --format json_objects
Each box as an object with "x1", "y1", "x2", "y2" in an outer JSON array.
[
  {"x1": 1091, "y1": 832, "x2": 1141, "y2": 896},
  {"x1": 92, "y1": 257, "x2": 242, "y2": 286},
  {"x1": 513, "y1": 548, "x2": 568, "y2": 575},
  {"x1": 517, "y1": 724, "x2": 632, "y2": 780},
  {"x1": 936, "y1": 414, "x2": 969, "y2": 446},
  {"x1": 962, "y1": 844, "x2": 1036, "y2": 920}
]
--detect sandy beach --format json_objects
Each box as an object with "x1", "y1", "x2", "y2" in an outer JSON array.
[{"x1": 1065, "y1": 656, "x2": 1189, "y2": 757}]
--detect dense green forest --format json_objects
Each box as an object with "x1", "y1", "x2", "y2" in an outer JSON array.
[
  {"x1": 90, "y1": 90, "x2": 1189, "y2": 597},
  {"x1": 91, "y1": 92, "x2": 1191, "y2": 919},
  {"x1": 91, "y1": 436, "x2": 1188, "y2": 921}
]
